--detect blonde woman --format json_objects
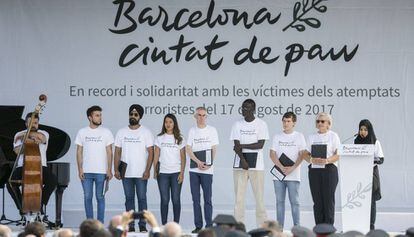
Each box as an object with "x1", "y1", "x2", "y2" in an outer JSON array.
[{"x1": 303, "y1": 113, "x2": 340, "y2": 225}]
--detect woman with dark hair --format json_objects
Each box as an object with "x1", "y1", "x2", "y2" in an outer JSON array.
[
  {"x1": 153, "y1": 113, "x2": 186, "y2": 224},
  {"x1": 354, "y1": 119, "x2": 384, "y2": 230}
]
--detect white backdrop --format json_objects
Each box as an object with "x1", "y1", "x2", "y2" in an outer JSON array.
[{"x1": 1, "y1": 0, "x2": 413, "y2": 230}]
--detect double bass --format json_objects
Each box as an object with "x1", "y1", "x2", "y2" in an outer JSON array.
[{"x1": 8, "y1": 94, "x2": 47, "y2": 214}]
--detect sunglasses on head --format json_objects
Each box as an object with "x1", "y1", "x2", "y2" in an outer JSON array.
[
  {"x1": 129, "y1": 112, "x2": 139, "y2": 117},
  {"x1": 316, "y1": 120, "x2": 326, "y2": 124}
]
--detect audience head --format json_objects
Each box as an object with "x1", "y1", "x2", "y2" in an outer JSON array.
[
  {"x1": 261, "y1": 220, "x2": 283, "y2": 237},
  {"x1": 213, "y1": 214, "x2": 237, "y2": 230},
  {"x1": 313, "y1": 223, "x2": 336, "y2": 237},
  {"x1": 0, "y1": 225, "x2": 12, "y2": 237},
  {"x1": 292, "y1": 226, "x2": 315, "y2": 237},
  {"x1": 248, "y1": 228, "x2": 271, "y2": 237},
  {"x1": 407, "y1": 227, "x2": 414, "y2": 237},
  {"x1": 342, "y1": 230, "x2": 365, "y2": 237},
  {"x1": 366, "y1": 229, "x2": 389, "y2": 237},
  {"x1": 163, "y1": 222, "x2": 182, "y2": 237},
  {"x1": 24, "y1": 222, "x2": 46, "y2": 237},
  {"x1": 198, "y1": 228, "x2": 216, "y2": 237},
  {"x1": 225, "y1": 230, "x2": 249, "y2": 237},
  {"x1": 91, "y1": 229, "x2": 112, "y2": 237},
  {"x1": 235, "y1": 222, "x2": 246, "y2": 233},
  {"x1": 79, "y1": 219, "x2": 104, "y2": 237},
  {"x1": 108, "y1": 215, "x2": 128, "y2": 237},
  {"x1": 52, "y1": 229, "x2": 74, "y2": 237}
]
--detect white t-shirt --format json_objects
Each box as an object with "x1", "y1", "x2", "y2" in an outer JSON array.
[
  {"x1": 75, "y1": 126, "x2": 114, "y2": 174},
  {"x1": 270, "y1": 131, "x2": 306, "y2": 181},
  {"x1": 374, "y1": 140, "x2": 384, "y2": 158},
  {"x1": 115, "y1": 126, "x2": 154, "y2": 178},
  {"x1": 373, "y1": 140, "x2": 384, "y2": 167},
  {"x1": 14, "y1": 129, "x2": 49, "y2": 167},
  {"x1": 230, "y1": 118, "x2": 269, "y2": 171},
  {"x1": 306, "y1": 130, "x2": 340, "y2": 167},
  {"x1": 187, "y1": 125, "x2": 219, "y2": 175},
  {"x1": 155, "y1": 134, "x2": 185, "y2": 174}
]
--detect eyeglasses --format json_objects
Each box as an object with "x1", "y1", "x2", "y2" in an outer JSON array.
[
  {"x1": 129, "y1": 112, "x2": 139, "y2": 117},
  {"x1": 316, "y1": 120, "x2": 326, "y2": 124}
]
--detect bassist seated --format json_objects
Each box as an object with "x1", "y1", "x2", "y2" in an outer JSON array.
[{"x1": 7, "y1": 112, "x2": 57, "y2": 217}]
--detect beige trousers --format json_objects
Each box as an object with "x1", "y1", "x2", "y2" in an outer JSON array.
[{"x1": 233, "y1": 169, "x2": 267, "y2": 226}]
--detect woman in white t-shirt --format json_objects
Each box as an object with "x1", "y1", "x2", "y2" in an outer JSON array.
[
  {"x1": 153, "y1": 113, "x2": 186, "y2": 225},
  {"x1": 354, "y1": 119, "x2": 384, "y2": 230},
  {"x1": 304, "y1": 112, "x2": 340, "y2": 225}
]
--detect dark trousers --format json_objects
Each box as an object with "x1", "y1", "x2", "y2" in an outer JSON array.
[
  {"x1": 370, "y1": 197, "x2": 376, "y2": 230},
  {"x1": 157, "y1": 172, "x2": 182, "y2": 224},
  {"x1": 7, "y1": 166, "x2": 57, "y2": 214},
  {"x1": 190, "y1": 172, "x2": 213, "y2": 228},
  {"x1": 308, "y1": 164, "x2": 338, "y2": 224}
]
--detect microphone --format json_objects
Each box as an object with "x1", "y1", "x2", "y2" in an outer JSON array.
[{"x1": 341, "y1": 133, "x2": 358, "y2": 144}]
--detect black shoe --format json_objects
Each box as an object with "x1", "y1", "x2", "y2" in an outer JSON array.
[
  {"x1": 128, "y1": 226, "x2": 135, "y2": 232},
  {"x1": 139, "y1": 226, "x2": 148, "y2": 233},
  {"x1": 192, "y1": 228, "x2": 202, "y2": 234}
]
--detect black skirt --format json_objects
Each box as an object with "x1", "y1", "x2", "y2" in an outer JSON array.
[{"x1": 372, "y1": 165, "x2": 381, "y2": 201}]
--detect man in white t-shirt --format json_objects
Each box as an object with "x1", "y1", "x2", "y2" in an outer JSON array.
[
  {"x1": 114, "y1": 104, "x2": 154, "y2": 233},
  {"x1": 75, "y1": 105, "x2": 114, "y2": 223},
  {"x1": 186, "y1": 107, "x2": 219, "y2": 233},
  {"x1": 7, "y1": 112, "x2": 57, "y2": 217},
  {"x1": 269, "y1": 112, "x2": 306, "y2": 229},
  {"x1": 230, "y1": 99, "x2": 269, "y2": 226}
]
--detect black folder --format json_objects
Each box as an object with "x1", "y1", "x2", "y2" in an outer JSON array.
[
  {"x1": 311, "y1": 144, "x2": 328, "y2": 168},
  {"x1": 270, "y1": 153, "x2": 295, "y2": 181},
  {"x1": 190, "y1": 149, "x2": 213, "y2": 168},
  {"x1": 233, "y1": 152, "x2": 258, "y2": 168},
  {"x1": 311, "y1": 144, "x2": 327, "y2": 158},
  {"x1": 118, "y1": 161, "x2": 127, "y2": 179}
]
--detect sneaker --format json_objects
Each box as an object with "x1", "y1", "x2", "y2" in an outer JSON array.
[
  {"x1": 139, "y1": 226, "x2": 148, "y2": 233},
  {"x1": 192, "y1": 228, "x2": 202, "y2": 234},
  {"x1": 128, "y1": 226, "x2": 135, "y2": 232}
]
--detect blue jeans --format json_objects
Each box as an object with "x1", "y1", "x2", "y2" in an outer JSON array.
[
  {"x1": 273, "y1": 180, "x2": 300, "y2": 228},
  {"x1": 190, "y1": 172, "x2": 213, "y2": 228},
  {"x1": 81, "y1": 173, "x2": 106, "y2": 223},
  {"x1": 157, "y1": 172, "x2": 182, "y2": 224},
  {"x1": 122, "y1": 178, "x2": 148, "y2": 228}
]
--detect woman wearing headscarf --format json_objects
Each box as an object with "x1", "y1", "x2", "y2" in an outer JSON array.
[{"x1": 354, "y1": 119, "x2": 384, "y2": 230}]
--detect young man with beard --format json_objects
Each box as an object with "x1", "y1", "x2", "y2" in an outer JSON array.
[
  {"x1": 75, "y1": 105, "x2": 114, "y2": 223},
  {"x1": 230, "y1": 99, "x2": 269, "y2": 226},
  {"x1": 114, "y1": 104, "x2": 154, "y2": 232},
  {"x1": 8, "y1": 112, "x2": 57, "y2": 218}
]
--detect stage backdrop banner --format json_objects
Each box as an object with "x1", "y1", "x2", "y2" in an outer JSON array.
[{"x1": 1, "y1": 0, "x2": 414, "y2": 229}]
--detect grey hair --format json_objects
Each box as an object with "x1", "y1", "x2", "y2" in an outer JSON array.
[{"x1": 316, "y1": 112, "x2": 333, "y2": 129}]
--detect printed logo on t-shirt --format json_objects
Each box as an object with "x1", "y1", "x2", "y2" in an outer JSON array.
[
  {"x1": 160, "y1": 142, "x2": 179, "y2": 148},
  {"x1": 85, "y1": 136, "x2": 103, "y2": 142},
  {"x1": 194, "y1": 137, "x2": 211, "y2": 144},
  {"x1": 240, "y1": 129, "x2": 256, "y2": 136},
  {"x1": 279, "y1": 141, "x2": 296, "y2": 147},
  {"x1": 123, "y1": 136, "x2": 142, "y2": 143}
]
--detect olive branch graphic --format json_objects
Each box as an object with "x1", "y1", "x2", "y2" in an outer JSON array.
[
  {"x1": 342, "y1": 182, "x2": 372, "y2": 210},
  {"x1": 283, "y1": 0, "x2": 328, "y2": 32}
]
